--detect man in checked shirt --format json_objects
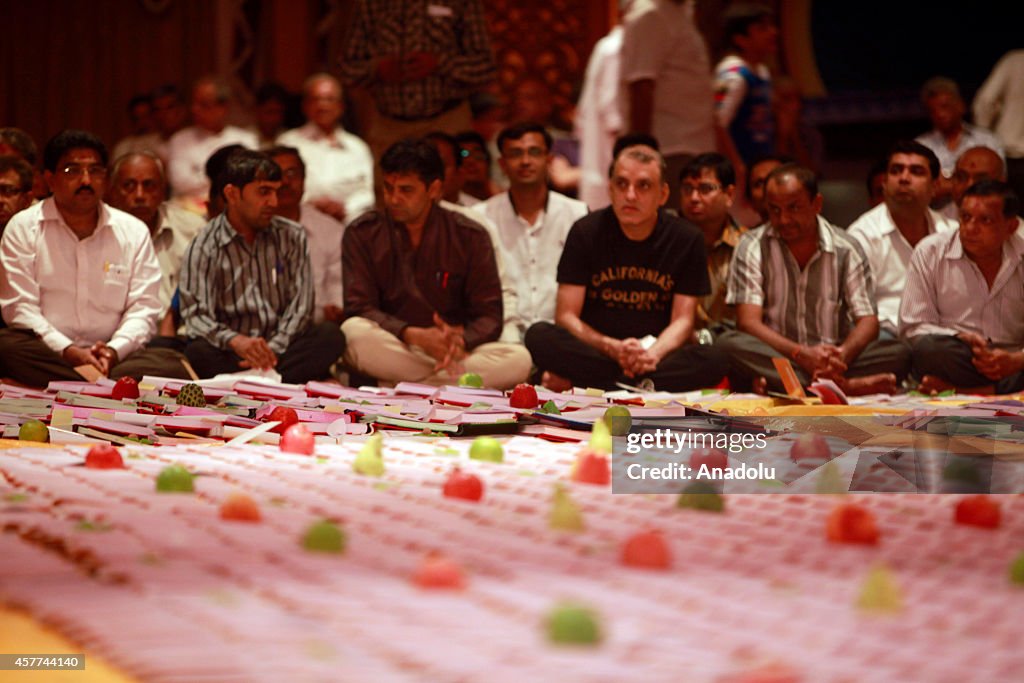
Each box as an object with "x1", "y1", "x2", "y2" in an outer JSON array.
[
  {"x1": 341, "y1": 0, "x2": 497, "y2": 164},
  {"x1": 179, "y1": 150, "x2": 344, "y2": 382}
]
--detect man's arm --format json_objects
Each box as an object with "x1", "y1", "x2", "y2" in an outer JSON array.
[
  {"x1": 179, "y1": 234, "x2": 238, "y2": 349},
  {"x1": 436, "y1": 0, "x2": 497, "y2": 88},
  {"x1": 0, "y1": 215, "x2": 73, "y2": 352},
  {"x1": 555, "y1": 284, "x2": 623, "y2": 359},
  {"x1": 342, "y1": 222, "x2": 415, "y2": 339},
  {"x1": 267, "y1": 228, "x2": 315, "y2": 354},
  {"x1": 105, "y1": 234, "x2": 162, "y2": 361},
  {"x1": 458, "y1": 227, "x2": 503, "y2": 349}
]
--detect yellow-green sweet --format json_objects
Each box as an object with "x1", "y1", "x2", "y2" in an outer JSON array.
[
  {"x1": 353, "y1": 433, "x2": 385, "y2": 477},
  {"x1": 546, "y1": 602, "x2": 602, "y2": 645},
  {"x1": 549, "y1": 484, "x2": 585, "y2": 531},
  {"x1": 302, "y1": 520, "x2": 346, "y2": 554}
]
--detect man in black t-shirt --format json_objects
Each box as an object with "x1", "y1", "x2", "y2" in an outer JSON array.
[{"x1": 524, "y1": 145, "x2": 730, "y2": 391}]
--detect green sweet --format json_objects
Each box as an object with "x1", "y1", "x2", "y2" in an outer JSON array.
[
  {"x1": 353, "y1": 433, "x2": 385, "y2": 477},
  {"x1": 18, "y1": 419, "x2": 49, "y2": 443},
  {"x1": 588, "y1": 418, "x2": 613, "y2": 454},
  {"x1": 1010, "y1": 552, "x2": 1024, "y2": 586},
  {"x1": 155, "y1": 465, "x2": 194, "y2": 493},
  {"x1": 539, "y1": 400, "x2": 561, "y2": 415},
  {"x1": 546, "y1": 602, "x2": 602, "y2": 645},
  {"x1": 469, "y1": 436, "x2": 504, "y2": 463},
  {"x1": 458, "y1": 372, "x2": 483, "y2": 388},
  {"x1": 602, "y1": 406, "x2": 632, "y2": 436},
  {"x1": 676, "y1": 481, "x2": 725, "y2": 512},
  {"x1": 857, "y1": 565, "x2": 903, "y2": 612},
  {"x1": 549, "y1": 484, "x2": 585, "y2": 531},
  {"x1": 302, "y1": 520, "x2": 346, "y2": 553}
]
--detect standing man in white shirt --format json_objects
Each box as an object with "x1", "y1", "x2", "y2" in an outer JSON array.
[
  {"x1": 473, "y1": 123, "x2": 588, "y2": 343},
  {"x1": 166, "y1": 76, "x2": 258, "y2": 213},
  {"x1": 848, "y1": 140, "x2": 956, "y2": 338},
  {"x1": 0, "y1": 130, "x2": 189, "y2": 385},
  {"x1": 900, "y1": 181, "x2": 1024, "y2": 394},
  {"x1": 277, "y1": 73, "x2": 375, "y2": 225},
  {"x1": 267, "y1": 145, "x2": 345, "y2": 325},
  {"x1": 620, "y1": 0, "x2": 715, "y2": 212}
]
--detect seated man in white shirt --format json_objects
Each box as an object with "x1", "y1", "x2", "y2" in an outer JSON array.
[
  {"x1": 267, "y1": 145, "x2": 345, "y2": 324},
  {"x1": 848, "y1": 140, "x2": 956, "y2": 337},
  {"x1": 473, "y1": 122, "x2": 588, "y2": 342},
  {"x1": 106, "y1": 152, "x2": 206, "y2": 345},
  {"x1": 900, "y1": 180, "x2": 1024, "y2": 394},
  {"x1": 942, "y1": 146, "x2": 1008, "y2": 221},
  {"x1": 276, "y1": 73, "x2": 374, "y2": 225},
  {"x1": 166, "y1": 76, "x2": 258, "y2": 213},
  {"x1": 0, "y1": 130, "x2": 189, "y2": 386}
]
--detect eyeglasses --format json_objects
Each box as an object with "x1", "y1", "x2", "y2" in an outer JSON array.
[
  {"x1": 680, "y1": 182, "x2": 722, "y2": 196},
  {"x1": 503, "y1": 147, "x2": 546, "y2": 160},
  {"x1": 0, "y1": 183, "x2": 29, "y2": 198},
  {"x1": 60, "y1": 164, "x2": 107, "y2": 180}
]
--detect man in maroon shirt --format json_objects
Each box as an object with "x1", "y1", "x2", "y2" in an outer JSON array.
[{"x1": 341, "y1": 139, "x2": 531, "y2": 388}]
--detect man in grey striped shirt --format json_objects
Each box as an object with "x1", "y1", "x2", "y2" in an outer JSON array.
[
  {"x1": 717, "y1": 164, "x2": 910, "y2": 394},
  {"x1": 179, "y1": 150, "x2": 345, "y2": 383}
]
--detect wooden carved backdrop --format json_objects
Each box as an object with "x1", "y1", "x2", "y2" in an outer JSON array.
[{"x1": 482, "y1": 1, "x2": 612, "y2": 123}]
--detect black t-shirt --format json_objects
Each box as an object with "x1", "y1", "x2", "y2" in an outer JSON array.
[{"x1": 556, "y1": 207, "x2": 710, "y2": 339}]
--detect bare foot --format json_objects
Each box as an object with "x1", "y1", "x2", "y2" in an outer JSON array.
[
  {"x1": 842, "y1": 372, "x2": 898, "y2": 396},
  {"x1": 917, "y1": 374, "x2": 955, "y2": 395},
  {"x1": 540, "y1": 371, "x2": 573, "y2": 393}
]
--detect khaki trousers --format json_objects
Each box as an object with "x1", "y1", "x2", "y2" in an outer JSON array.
[{"x1": 341, "y1": 317, "x2": 532, "y2": 390}]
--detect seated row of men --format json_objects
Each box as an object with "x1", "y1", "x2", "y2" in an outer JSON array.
[{"x1": 0, "y1": 126, "x2": 1020, "y2": 398}]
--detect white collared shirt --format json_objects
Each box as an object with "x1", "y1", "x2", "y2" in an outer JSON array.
[
  {"x1": 900, "y1": 228, "x2": 1024, "y2": 347},
  {"x1": 473, "y1": 191, "x2": 588, "y2": 339},
  {"x1": 848, "y1": 203, "x2": 957, "y2": 334},
  {"x1": 151, "y1": 202, "x2": 206, "y2": 315},
  {"x1": 0, "y1": 199, "x2": 162, "y2": 358},
  {"x1": 166, "y1": 125, "x2": 258, "y2": 205},
  {"x1": 915, "y1": 123, "x2": 1005, "y2": 175},
  {"x1": 277, "y1": 123, "x2": 375, "y2": 225},
  {"x1": 298, "y1": 204, "x2": 344, "y2": 321}
]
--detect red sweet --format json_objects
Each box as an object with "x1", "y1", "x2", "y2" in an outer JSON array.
[
  {"x1": 413, "y1": 553, "x2": 466, "y2": 589},
  {"x1": 572, "y1": 448, "x2": 611, "y2": 485},
  {"x1": 84, "y1": 444, "x2": 125, "y2": 470},
  {"x1": 219, "y1": 492, "x2": 262, "y2": 522},
  {"x1": 111, "y1": 376, "x2": 140, "y2": 400},
  {"x1": 280, "y1": 423, "x2": 315, "y2": 455},
  {"x1": 955, "y1": 495, "x2": 1001, "y2": 529},
  {"x1": 266, "y1": 406, "x2": 299, "y2": 434},
  {"x1": 621, "y1": 530, "x2": 672, "y2": 569},
  {"x1": 826, "y1": 503, "x2": 879, "y2": 545},
  {"x1": 790, "y1": 433, "x2": 831, "y2": 461},
  {"x1": 509, "y1": 383, "x2": 540, "y2": 409},
  {"x1": 689, "y1": 447, "x2": 728, "y2": 475},
  {"x1": 443, "y1": 468, "x2": 484, "y2": 501}
]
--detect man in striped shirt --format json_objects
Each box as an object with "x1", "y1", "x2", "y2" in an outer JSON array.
[
  {"x1": 179, "y1": 150, "x2": 345, "y2": 383},
  {"x1": 717, "y1": 164, "x2": 910, "y2": 395}
]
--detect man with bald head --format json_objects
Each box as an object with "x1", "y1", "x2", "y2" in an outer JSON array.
[
  {"x1": 106, "y1": 152, "x2": 206, "y2": 339},
  {"x1": 277, "y1": 73, "x2": 374, "y2": 225},
  {"x1": 941, "y1": 146, "x2": 1008, "y2": 220},
  {"x1": 167, "y1": 76, "x2": 257, "y2": 212}
]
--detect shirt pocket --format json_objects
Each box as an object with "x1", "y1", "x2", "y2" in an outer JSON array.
[{"x1": 99, "y1": 263, "x2": 130, "y2": 312}]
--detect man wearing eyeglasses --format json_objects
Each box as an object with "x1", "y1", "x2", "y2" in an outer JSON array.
[
  {"x1": 0, "y1": 155, "x2": 33, "y2": 235},
  {"x1": 0, "y1": 130, "x2": 190, "y2": 385},
  {"x1": 678, "y1": 152, "x2": 746, "y2": 337},
  {"x1": 472, "y1": 123, "x2": 588, "y2": 343},
  {"x1": 524, "y1": 143, "x2": 729, "y2": 392}
]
